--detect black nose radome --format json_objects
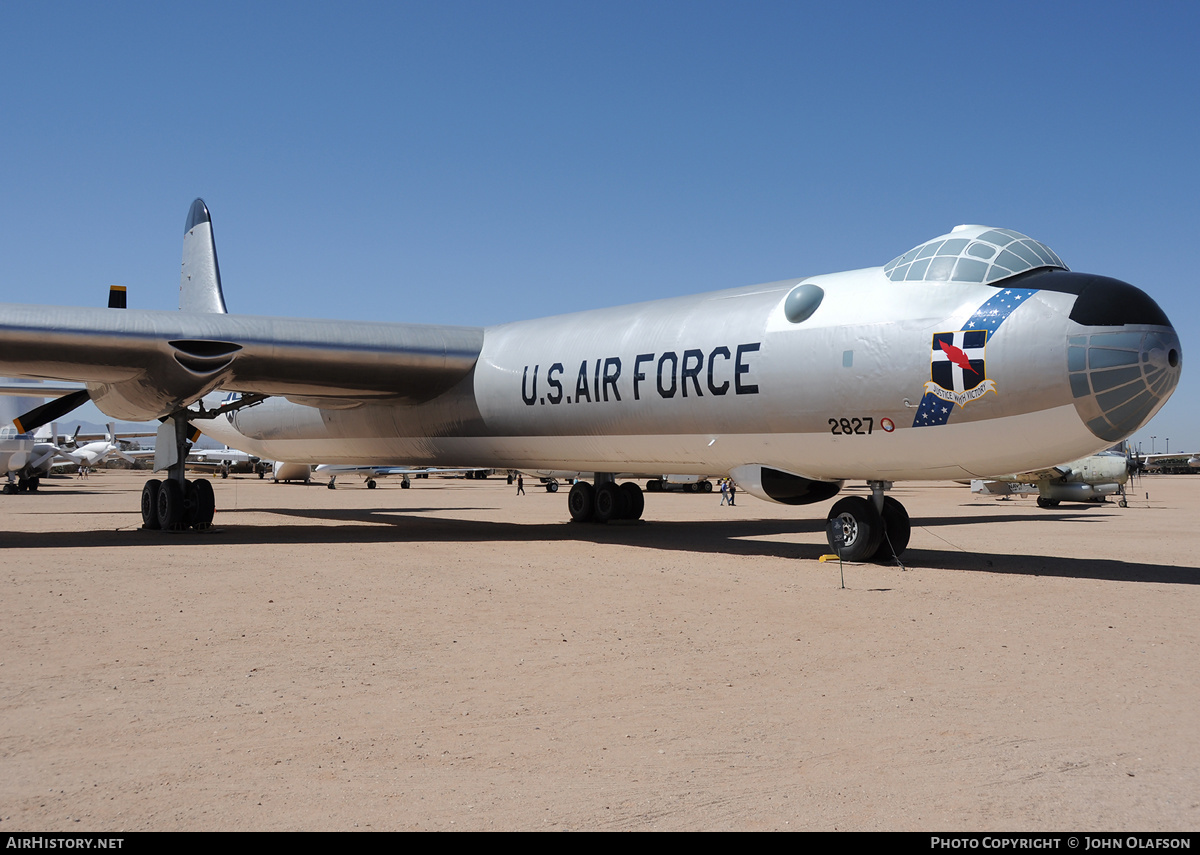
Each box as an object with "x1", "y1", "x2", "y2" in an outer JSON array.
[{"x1": 1007, "y1": 269, "x2": 1171, "y2": 327}]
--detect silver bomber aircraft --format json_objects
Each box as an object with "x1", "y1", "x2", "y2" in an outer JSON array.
[{"x1": 0, "y1": 200, "x2": 1183, "y2": 560}]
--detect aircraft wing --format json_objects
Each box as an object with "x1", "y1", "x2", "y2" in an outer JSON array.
[
  {"x1": 0, "y1": 381, "x2": 85, "y2": 398},
  {"x1": 0, "y1": 304, "x2": 484, "y2": 421},
  {"x1": 998, "y1": 465, "x2": 1072, "y2": 484}
]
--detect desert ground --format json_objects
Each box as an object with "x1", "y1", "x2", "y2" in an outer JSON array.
[{"x1": 1, "y1": 470, "x2": 1197, "y2": 831}]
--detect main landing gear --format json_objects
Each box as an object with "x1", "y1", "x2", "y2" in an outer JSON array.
[
  {"x1": 825, "y1": 481, "x2": 911, "y2": 563},
  {"x1": 568, "y1": 476, "x2": 645, "y2": 523},
  {"x1": 141, "y1": 476, "x2": 215, "y2": 531},
  {"x1": 140, "y1": 414, "x2": 216, "y2": 531},
  {"x1": 137, "y1": 395, "x2": 266, "y2": 532}
]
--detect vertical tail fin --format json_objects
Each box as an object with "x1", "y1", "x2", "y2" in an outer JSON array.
[{"x1": 180, "y1": 198, "x2": 228, "y2": 313}]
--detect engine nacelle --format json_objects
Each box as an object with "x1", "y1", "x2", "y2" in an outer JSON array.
[
  {"x1": 272, "y1": 461, "x2": 313, "y2": 483},
  {"x1": 729, "y1": 465, "x2": 842, "y2": 505}
]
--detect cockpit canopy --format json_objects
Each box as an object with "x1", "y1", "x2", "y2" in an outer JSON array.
[{"x1": 884, "y1": 225, "x2": 1067, "y2": 285}]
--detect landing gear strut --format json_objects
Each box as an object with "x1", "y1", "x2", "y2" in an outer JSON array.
[
  {"x1": 568, "y1": 475, "x2": 644, "y2": 523},
  {"x1": 825, "y1": 481, "x2": 911, "y2": 563}
]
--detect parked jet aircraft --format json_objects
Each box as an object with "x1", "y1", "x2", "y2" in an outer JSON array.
[{"x1": 0, "y1": 200, "x2": 1182, "y2": 560}]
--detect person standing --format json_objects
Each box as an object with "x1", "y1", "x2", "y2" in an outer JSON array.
[
  {"x1": 720, "y1": 478, "x2": 729, "y2": 506},
  {"x1": 516, "y1": 473, "x2": 525, "y2": 495},
  {"x1": 728, "y1": 479, "x2": 736, "y2": 506}
]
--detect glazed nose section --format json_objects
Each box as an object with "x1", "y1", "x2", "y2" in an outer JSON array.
[{"x1": 1064, "y1": 275, "x2": 1181, "y2": 442}]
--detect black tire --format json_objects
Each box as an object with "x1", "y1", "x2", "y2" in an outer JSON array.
[
  {"x1": 646, "y1": 479, "x2": 662, "y2": 492},
  {"x1": 594, "y1": 482, "x2": 628, "y2": 522},
  {"x1": 182, "y1": 479, "x2": 201, "y2": 529},
  {"x1": 157, "y1": 479, "x2": 185, "y2": 530},
  {"x1": 141, "y1": 479, "x2": 162, "y2": 529},
  {"x1": 27, "y1": 476, "x2": 39, "y2": 492},
  {"x1": 367, "y1": 480, "x2": 377, "y2": 489},
  {"x1": 568, "y1": 481, "x2": 595, "y2": 522},
  {"x1": 826, "y1": 496, "x2": 884, "y2": 562},
  {"x1": 400, "y1": 479, "x2": 410, "y2": 489},
  {"x1": 192, "y1": 478, "x2": 215, "y2": 529},
  {"x1": 620, "y1": 482, "x2": 644, "y2": 520},
  {"x1": 2, "y1": 483, "x2": 15, "y2": 495},
  {"x1": 872, "y1": 496, "x2": 911, "y2": 560},
  {"x1": 700, "y1": 480, "x2": 713, "y2": 493},
  {"x1": 546, "y1": 480, "x2": 559, "y2": 493},
  {"x1": 1036, "y1": 496, "x2": 1060, "y2": 509}
]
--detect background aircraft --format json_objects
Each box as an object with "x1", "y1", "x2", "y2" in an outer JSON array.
[
  {"x1": 2, "y1": 387, "x2": 81, "y2": 492},
  {"x1": 315, "y1": 464, "x2": 492, "y2": 489},
  {"x1": 1131, "y1": 451, "x2": 1200, "y2": 475},
  {"x1": 187, "y1": 445, "x2": 270, "y2": 478},
  {"x1": 970, "y1": 447, "x2": 1134, "y2": 508}
]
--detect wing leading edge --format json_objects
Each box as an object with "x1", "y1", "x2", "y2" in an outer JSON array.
[{"x1": 0, "y1": 303, "x2": 484, "y2": 421}]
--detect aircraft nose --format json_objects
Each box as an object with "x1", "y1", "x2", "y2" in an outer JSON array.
[{"x1": 1058, "y1": 274, "x2": 1181, "y2": 442}]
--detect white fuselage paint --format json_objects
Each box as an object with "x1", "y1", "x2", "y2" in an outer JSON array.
[{"x1": 202, "y1": 264, "x2": 1164, "y2": 484}]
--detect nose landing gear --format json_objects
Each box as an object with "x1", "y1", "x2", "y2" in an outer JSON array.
[{"x1": 825, "y1": 481, "x2": 911, "y2": 563}]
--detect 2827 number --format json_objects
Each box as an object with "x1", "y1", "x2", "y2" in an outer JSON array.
[{"x1": 829, "y1": 417, "x2": 873, "y2": 435}]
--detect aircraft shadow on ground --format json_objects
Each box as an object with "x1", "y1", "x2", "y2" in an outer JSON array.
[{"x1": 3, "y1": 505, "x2": 1197, "y2": 585}]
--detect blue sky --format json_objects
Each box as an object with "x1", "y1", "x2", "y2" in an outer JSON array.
[{"x1": 2, "y1": 2, "x2": 1197, "y2": 454}]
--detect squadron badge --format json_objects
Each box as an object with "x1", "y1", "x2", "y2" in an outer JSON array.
[{"x1": 925, "y1": 330, "x2": 996, "y2": 407}]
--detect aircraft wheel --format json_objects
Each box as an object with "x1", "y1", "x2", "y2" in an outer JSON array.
[
  {"x1": 141, "y1": 479, "x2": 162, "y2": 529},
  {"x1": 27, "y1": 476, "x2": 39, "y2": 492},
  {"x1": 1036, "y1": 496, "x2": 1060, "y2": 509},
  {"x1": 182, "y1": 479, "x2": 201, "y2": 529},
  {"x1": 257, "y1": 470, "x2": 265, "y2": 479},
  {"x1": 825, "y1": 496, "x2": 884, "y2": 562},
  {"x1": 620, "y1": 481, "x2": 644, "y2": 520},
  {"x1": 1118, "y1": 498, "x2": 1128, "y2": 508},
  {"x1": 646, "y1": 479, "x2": 662, "y2": 492},
  {"x1": 157, "y1": 479, "x2": 185, "y2": 530},
  {"x1": 400, "y1": 479, "x2": 410, "y2": 489},
  {"x1": 192, "y1": 478, "x2": 215, "y2": 529},
  {"x1": 367, "y1": 480, "x2": 377, "y2": 489},
  {"x1": 594, "y1": 482, "x2": 629, "y2": 522},
  {"x1": 700, "y1": 480, "x2": 713, "y2": 493},
  {"x1": 568, "y1": 481, "x2": 594, "y2": 522},
  {"x1": 546, "y1": 479, "x2": 559, "y2": 493},
  {"x1": 2, "y1": 483, "x2": 15, "y2": 495},
  {"x1": 871, "y1": 496, "x2": 911, "y2": 561}
]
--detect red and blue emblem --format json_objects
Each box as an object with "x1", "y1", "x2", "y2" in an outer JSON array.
[{"x1": 912, "y1": 287, "x2": 1036, "y2": 427}]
